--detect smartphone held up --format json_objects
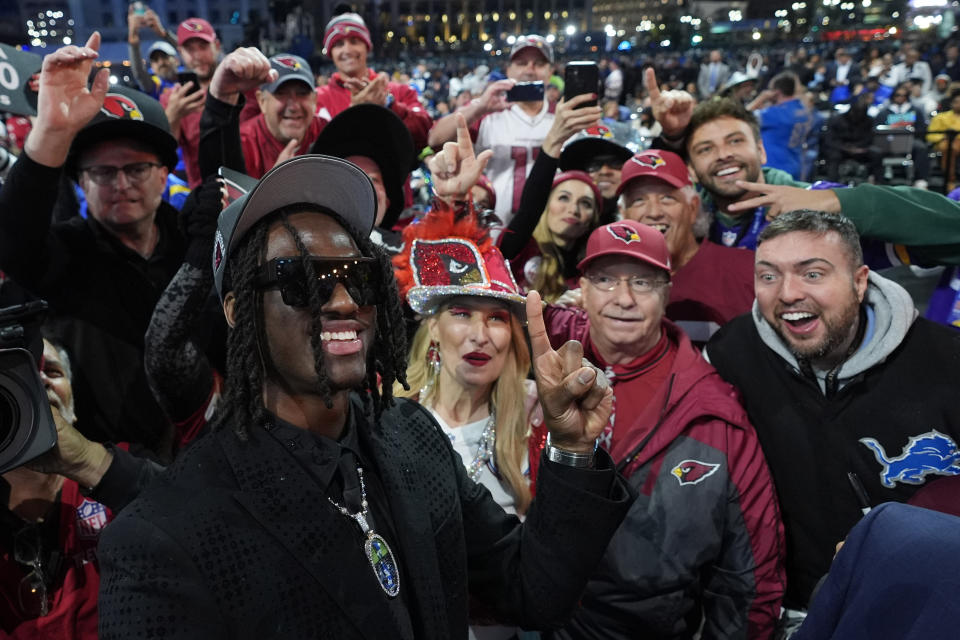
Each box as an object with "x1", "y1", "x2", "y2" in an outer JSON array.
[{"x1": 564, "y1": 62, "x2": 599, "y2": 107}]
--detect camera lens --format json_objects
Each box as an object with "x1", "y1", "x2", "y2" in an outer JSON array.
[{"x1": 0, "y1": 386, "x2": 17, "y2": 448}]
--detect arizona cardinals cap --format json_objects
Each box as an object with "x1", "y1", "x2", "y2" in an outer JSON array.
[
  {"x1": 177, "y1": 18, "x2": 216, "y2": 45},
  {"x1": 261, "y1": 54, "x2": 315, "y2": 93},
  {"x1": 509, "y1": 35, "x2": 554, "y2": 64},
  {"x1": 616, "y1": 149, "x2": 692, "y2": 197},
  {"x1": 559, "y1": 125, "x2": 633, "y2": 173},
  {"x1": 578, "y1": 220, "x2": 672, "y2": 273},
  {"x1": 213, "y1": 155, "x2": 377, "y2": 300},
  {"x1": 66, "y1": 84, "x2": 178, "y2": 177}
]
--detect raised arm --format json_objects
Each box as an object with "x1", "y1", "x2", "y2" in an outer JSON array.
[
  {"x1": 427, "y1": 78, "x2": 515, "y2": 148},
  {"x1": 145, "y1": 176, "x2": 223, "y2": 423},
  {"x1": 127, "y1": 6, "x2": 155, "y2": 95},
  {"x1": 0, "y1": 33, "x2": 108, "y2": 287},
  {"x1": 198, "y1": 47, "x2": 277, "y2": 180}
]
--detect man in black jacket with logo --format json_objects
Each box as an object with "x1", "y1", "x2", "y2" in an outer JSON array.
[{"x1": 706, "y1": 209, "x2": 960, "y2": 633}]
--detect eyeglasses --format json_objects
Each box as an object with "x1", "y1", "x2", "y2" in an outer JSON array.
[
  {"x1": 585, "y1": 274, "x2": 668, "y2": 294},
  {"x1": 79, "y1": 162, "x2": 163, "y2": 185},
  {"x1": 14, "y1": 524, "x2": 51, "y2": 618},
  {"x1": 585, "y1": 155, "x2": 626, "y2": 173},
  {"x1": 255, "y1": 257, "x2": 379, "y2": 308}
]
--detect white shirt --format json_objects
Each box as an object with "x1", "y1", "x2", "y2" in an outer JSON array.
[
  {"x1": 475, "y1": 101, "x2": 555, "y2": 229},
  {"x1": 429, "y1": 410, "x2": 531, "y2": 640}
]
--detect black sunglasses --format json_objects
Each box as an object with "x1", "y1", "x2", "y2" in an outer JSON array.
[
  {"x1": 585, "y1": 155, "x2": 627, "y2": 173},
  {"x1": 255, "y1": 257, "x2": 379, "y2": 307}
]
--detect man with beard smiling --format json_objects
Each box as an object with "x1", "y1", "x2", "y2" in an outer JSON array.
[
  {"x1": 543, "y1": 219, "x2": 784, "y2": 639},
  {"x1": 705, "y1": 210, "x2": 960, "y2": 632},
  {"x1": 646, "y1": 69, "x2": 960, "y2": 264}
]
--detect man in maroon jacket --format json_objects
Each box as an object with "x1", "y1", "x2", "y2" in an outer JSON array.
[
  {"x1": 315, "y1": 12, "x2": 430, "y2": 151},
  {"x1": 542, "y1": 220, "x2": 785, "y2": 639}
]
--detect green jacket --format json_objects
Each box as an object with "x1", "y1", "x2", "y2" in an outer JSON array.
[{"x1": 702, "y1": 167, "x2": 960, "y2": 266}]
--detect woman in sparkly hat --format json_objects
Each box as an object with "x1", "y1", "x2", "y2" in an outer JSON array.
[{"x1": 393, "y1": 202, "x2": 544, "y2": 522}]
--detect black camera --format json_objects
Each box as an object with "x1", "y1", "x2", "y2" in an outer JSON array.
[{"x1": 0, "y1": 301, "x2": 57, "y2": 474}]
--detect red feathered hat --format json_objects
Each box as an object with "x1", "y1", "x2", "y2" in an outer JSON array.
[{"x1": 393, "y1": 201, "x2": 526, "y2": 319}]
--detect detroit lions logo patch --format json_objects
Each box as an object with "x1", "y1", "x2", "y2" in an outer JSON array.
[
  {"x1": 670, "y1": 459, "x2": 720, "y2": 486},
  {"x1": 859, "y1": 430, "x2": 960, "y2": 488}
]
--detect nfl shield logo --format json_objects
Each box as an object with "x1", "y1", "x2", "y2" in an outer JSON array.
[
  {"x1": 76, "y1": 498, "x2": 108, "y2": 540},
  {"x1": 721, "y1": 230, "x2": 738, "y2": 247}
]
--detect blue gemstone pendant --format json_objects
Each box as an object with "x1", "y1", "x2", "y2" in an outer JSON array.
[{"x1": 365, "y1": 532, "x2": 400, "y2": 597}]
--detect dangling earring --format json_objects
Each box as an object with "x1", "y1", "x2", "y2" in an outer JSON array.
[{"x1": 420, "y1": 340, "x2": 442, "y2": 401}]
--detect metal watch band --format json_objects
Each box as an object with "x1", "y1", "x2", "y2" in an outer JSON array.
[{"x1": 545, "y1": 434, "x2": 597, "y2": 468}]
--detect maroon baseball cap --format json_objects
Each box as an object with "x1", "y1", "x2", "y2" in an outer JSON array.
[
  {"x1": 577, "y1": 220, "x2": 672, "y2": 273},
  {"x1": 177, "y1": 18, "x2": 216, "y2": 45},
  {"x1": 615, "y1": 149, "x2": 691, "y2": 197}
]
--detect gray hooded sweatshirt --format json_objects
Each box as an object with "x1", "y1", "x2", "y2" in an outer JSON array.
[{"x1": 751, "y1": 271, "x2": 918, "y2": 394}]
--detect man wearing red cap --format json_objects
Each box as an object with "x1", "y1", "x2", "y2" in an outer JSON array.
[
  {"x1": 541, "y1": 220, "x2": 784, "y2": 640},
  {"x1": 161, "y1": 17, "x2": 259, "y2": 187},
  {"x1": 316, "y1": 12, "x2": 430, "y2": 151},
  {"x1": 618, "y1": 149, "x2": 755, "y2": 344}
]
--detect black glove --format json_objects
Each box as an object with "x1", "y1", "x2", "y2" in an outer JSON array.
[{"x1": 178, "y1": 174, "x2": 223, "y2": 241}]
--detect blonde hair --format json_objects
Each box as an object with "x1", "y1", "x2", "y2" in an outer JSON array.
[
  {"x1": 530, "y1": 181, "x2": 599, "y2": 303},
  {"x1": 395, "y1": 307, "x2": 533, "y2": 514}
]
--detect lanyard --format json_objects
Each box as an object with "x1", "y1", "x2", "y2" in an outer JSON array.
[{"x1": 712, "y1": 206, "x2": 768, "y2": 250}]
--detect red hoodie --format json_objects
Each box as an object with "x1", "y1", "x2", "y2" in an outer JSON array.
[{"x1": 315, "y1": 69, "x2": 431, "y2": 151}]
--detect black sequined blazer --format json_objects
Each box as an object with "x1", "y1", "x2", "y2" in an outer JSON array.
[{"x1": 97, "y1": 396, "x2": 631, "y2": 639}]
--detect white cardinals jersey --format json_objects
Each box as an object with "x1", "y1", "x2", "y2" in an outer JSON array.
[{"x1": 475, "y1": 101, "x2": 554, "y2": 228}]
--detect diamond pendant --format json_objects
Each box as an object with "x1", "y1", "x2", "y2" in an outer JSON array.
[{"x1": 364, "y1": 532, "x2": 400, "y2": 597}]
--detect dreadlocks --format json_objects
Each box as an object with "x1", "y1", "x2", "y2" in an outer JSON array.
[{"x1": 211, "y1": 204, "x2": 408, "y2": 439}]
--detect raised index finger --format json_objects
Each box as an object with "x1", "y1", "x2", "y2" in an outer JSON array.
[
  {"x1": 644, "y1": 67, "x2": 661, "y2": 102},
  {"x1": 525, "y1": 290, "x2": 554, "y2": 361},
  {"x1": 455, "y1": 112, "x2": 474, "y2": 158}
]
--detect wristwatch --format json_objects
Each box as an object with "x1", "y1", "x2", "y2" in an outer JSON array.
[{"x1": 545, "y1": 433, "x2": 598, "y2": 468}]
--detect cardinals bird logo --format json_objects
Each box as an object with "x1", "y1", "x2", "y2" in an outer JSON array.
[
  {"x1": 411, "y1": 238, "x2": 487, "y2": 287},
  {"x1": 274, "y1": 56, "x2": 302, "y2": 70},
  {"x1": 671, "y1": 459, "x2": 720, "y2": 486},
  {"x1": 184, "y1": 20, "x2": 205, "y2": 32},
  {"x1": 101, "y1": 93, "x2": 143, "y2": 121},
  {"x1": 607, "y1": 223, "x2": 643, "y2": 244},
  {"x1": 632, "y1": 154, "x2": 666, "y2": 170},
  {"x1": 584, "y1": 125, "x2": 613, "y2": 139}
]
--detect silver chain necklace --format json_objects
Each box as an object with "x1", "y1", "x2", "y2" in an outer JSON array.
[
  {"x1": 465, "y1": 409, "x2": 496, "y2": 482},
  {"x1": 327, "y1": 466, "x2": 401, "y2": 597}
]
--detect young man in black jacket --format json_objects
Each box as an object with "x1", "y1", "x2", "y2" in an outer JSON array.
[{"x1": 97, "y1": 129, "x2": 632, "y2": 637}]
